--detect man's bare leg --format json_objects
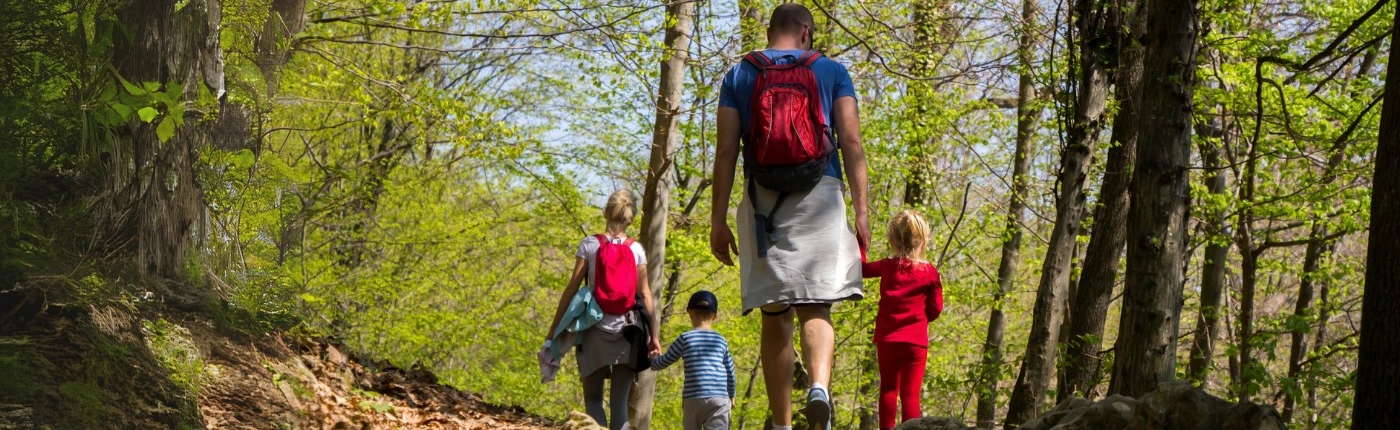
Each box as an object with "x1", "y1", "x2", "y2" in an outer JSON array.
[
  {"x1": 796, "y1": 304, "x2": 834, "y2": 428},
  {"x1": 760, "y1": 305, "x2": 796, "y2": 426}
]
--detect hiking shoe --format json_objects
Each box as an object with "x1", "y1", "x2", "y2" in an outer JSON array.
[{"x1": 803, "y1": 387, "x2": 832, "y2": 430}]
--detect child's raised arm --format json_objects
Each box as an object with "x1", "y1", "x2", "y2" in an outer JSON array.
[
  {"x1": 861, "y1": 258, "x2": 887, "y2": 279},
  {"x1": 651, "y1": 335, "x2": 686, "y2": 370}
]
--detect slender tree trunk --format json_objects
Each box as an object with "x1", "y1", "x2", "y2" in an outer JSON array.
[
  {"x1": 1306, "y1": 241, "x2": 1335, "y2": 426},
  {"x1": 1107, "y1": 0, "x2": 1198, "y2": 398},
  {"x1": 1004, "y1": 0, "x2": 1119, "y2": 422},
  {"x1": 858, "y1": 345, "x2": 879, "y2": 430},
  {"x1": 974, "y1": 0, "x2": 1038, "y2": 426},
  {"x1": 903, "y1": 0, "x2": 955, "y2": 206},
  {"x1": 629, "y1": 1, "x2": 695, "y2": 428},
  {"x1": 1057, "y1": 0, "x2": 1145, "y2": 402},
  {"x1": 1351, "y1": 8, "x2": 1400, "y2": 428},
  {"x1": 1186, "y1": 129, "x2": 1230, "y2": 385},
  {"x1": 1233, "y1": 95, "x2": 1265, "y2": 400},
  {"x1": 738, "y1": 0, "x2": 763, "y2": 52},
  {"x1": 105, "y1": 0, "x2": 224, "y2": 301},
  {"x1": 1234, "y1": 245, "x2": 1259, "y2": 401},
  {"x1": 1282, "y1": 228, "x2": 1331, "y2": 423}
]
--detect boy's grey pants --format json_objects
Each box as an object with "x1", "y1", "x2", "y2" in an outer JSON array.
[{"x1": 682, "y1": 397, "x2": 731, "y2": 430}]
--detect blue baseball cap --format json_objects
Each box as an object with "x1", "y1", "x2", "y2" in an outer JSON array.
[{"x1": 687, "y1": 290, "x2": 719, "y2": 313}]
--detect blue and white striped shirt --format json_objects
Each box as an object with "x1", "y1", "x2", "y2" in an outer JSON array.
[{"x1": 651, "y1": 329, "x2": 736, "y2": 399}]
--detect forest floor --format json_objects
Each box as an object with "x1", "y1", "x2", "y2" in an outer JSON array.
[{"x1": 0, "y1": 278, "x2": 562, "y2": 429}]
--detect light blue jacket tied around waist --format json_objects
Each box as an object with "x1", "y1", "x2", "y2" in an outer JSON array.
[{"x1": 549, "y1": 286, "x2": 603, "y2": 359}]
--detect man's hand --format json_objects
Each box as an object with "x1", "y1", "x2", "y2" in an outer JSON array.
[
  {"x1": 855, "y1": 211, "x2": 871, "y2": 253},
  {"x1": 649, "y1": 339, "x2": 663, "y2": 356},
  {"x1": 710, "y1": 221, "x2": 739, "y2": 266}
]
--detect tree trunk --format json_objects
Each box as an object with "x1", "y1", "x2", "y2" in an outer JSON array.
[
  {"x1": 1351, "y1": 8, "x2": 1400, "y2": 428},
  {"x1": 629, "y1": 1, "x2": 695, "y2": 427},
  {"x1": 1186, "y1": 130, "x2": 1230, "y2": 385},
  {"x1": 1306, "y1": 240, "x2": 1335, "y2": 426},
  {"x1": 1107, "y1": 0, "x2": 1198, "y2": 398},
  {"x1": 1003, "y1": 0, "x2": 1114, "y2": 422},
  {"x1": 256, "y1": 0, "x2": 307, "y2": 92},
  {"x1": 974, "y1": 0, "x2": 1038, "y2": 426},
  {"x1": 738, "y1": 0, "x2": 763, "y2": 52},
  {"x1": 1057, "y1": 0, "x2": 1145, "y2": 402},
  {"x1": 1282, "y1": 227, "x2": 1330, "y2": 423},
  {"x1": 903, "y1": 0, "x2": 955, "y2": 206},
  {"x1": 105, "y1": 0, "x2": 225, "y2": 301}
]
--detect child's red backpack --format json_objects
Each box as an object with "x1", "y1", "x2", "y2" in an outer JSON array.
[{"x1": 592, "y1": 234, "x2": 638, "y2": 315}]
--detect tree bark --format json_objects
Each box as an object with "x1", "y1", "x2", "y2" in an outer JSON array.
[
  {"x1": 1305, "y1": 240, "x2": 1335, "y2": 426},
  {"x1": 1057, "y1": 0, "x2": 1145, "y2": 403},
  {"x1": 974, "y1": 0, "x2": 1039, "y2": 426},
  {"x1": 256, "y1": 0, "x2": 307, "y2": 92},
  {"x1": 105, "y1": 0, "x2": 225, "y2": 299},
  {"x1": 1351, "y1": 8, "x2": 1400, "y2": 428},
  {"x1": 1186, "y1": 130, "x2": 1230, "y2": 385},
  {"x1": 1282, "y1": 227, "x2": 1331, "y2": 423},
  {"x1": 629, "y1": 1, "x2": 695, "y2": 428},
  {"x1": 1003, "y1": 0, "x2": 1115, "y2": 422},
  {"x1": 903, "y1": 0, "x2": 956, "y2": 207},
  {"x1": 1107, "y1": 0, "x2": 1198, "y2": 398},
  {"x1": 738, "y1": 0, "x2": 763, "y2": 52}
]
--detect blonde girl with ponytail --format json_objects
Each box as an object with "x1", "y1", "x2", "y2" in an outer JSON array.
[
  {"x1": 861, "y1": 209, "x2": 945, "y2": 429},
  {"x1": 543, "y1": 189, "x2": 661, "y2": 430}
]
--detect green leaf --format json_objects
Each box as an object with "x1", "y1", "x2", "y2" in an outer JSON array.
[
  {"x1": 111, "y1": 103, "x2": 134, "y2": 122},
  {"x1": 116, "y1": 73, "x2": 146, "y2": 96},
  {"x1": 156, "y1": 116, "x2": 176, "y2": 142},
  {"x1": 98, "y1": 80, "x2": 117, "y2": 101},
  {"x1": 137, "y1": 107, "x2": 158, "y2": 123},
  {"x1": 142, "y1": 81, "x2": 161, "y2": 93}
]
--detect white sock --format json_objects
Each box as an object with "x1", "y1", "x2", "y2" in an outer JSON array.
[
  {"x1": 772, "y1": 426, "x2": 792, "y2": 430},
  {"x1": 811, "y1": 382, "x2": 827, "y2": 393}
]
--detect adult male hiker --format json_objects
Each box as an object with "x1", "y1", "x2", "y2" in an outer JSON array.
[{"x1": 709, "y1": 3, "x2": 870, "y2": 430}]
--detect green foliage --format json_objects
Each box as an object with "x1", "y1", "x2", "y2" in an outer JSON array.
[
  {"x1": 59, "y1": 381, "x2": 108, "y2": 429},
  {"x1": 0, "y1": 337, "x2": 45, "y2": 404},
  {"x1": 143, "y1": 319, "x2": 216, "y2": 397}
]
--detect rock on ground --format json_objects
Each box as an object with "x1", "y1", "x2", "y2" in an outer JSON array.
[{"x1": 1018, "y1": 381, "x2": 1286, "y2": 430}]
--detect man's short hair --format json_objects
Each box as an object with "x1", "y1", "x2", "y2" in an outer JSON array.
[{"x1": 769, "y1": 3, "x2": 815, "y2": 35}]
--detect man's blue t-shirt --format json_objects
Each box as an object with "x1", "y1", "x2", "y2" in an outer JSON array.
[{"x1": 719, "y1": 49, "x2": 857, "y2": 179}]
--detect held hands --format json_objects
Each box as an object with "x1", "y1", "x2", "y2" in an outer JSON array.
[
  {"x1": 649, "y1": 338, "x2": 662, "y2": 357},
  {"x1": 710, "y1": 221, "x2": 739, "y2": 266},
  {"x1": 855, "y1": 212, "x2": 871, "y2": 254}
]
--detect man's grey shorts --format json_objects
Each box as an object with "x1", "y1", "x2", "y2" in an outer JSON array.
[{"x1": 682, "y1": 397, "x2": 731, "y2": 430}]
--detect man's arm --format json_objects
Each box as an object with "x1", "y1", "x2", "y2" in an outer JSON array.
[
  {"x1": 710, "y1": 107, "x2": 742, "y2": 266},
  {"x1": 833, "y1": 96, "x2": 870, "y2": 251}
]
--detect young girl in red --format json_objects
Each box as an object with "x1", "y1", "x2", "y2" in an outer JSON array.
[{"x1": 863, "y1": 210, "x2": 944, "y2": 430}]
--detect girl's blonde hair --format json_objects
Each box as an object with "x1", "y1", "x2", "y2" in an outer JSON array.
[
  {"x1": 604, "y1": 189, "x2": 638, "y2": 228},
  {"x1": 888, "y1": 209, "x2": 931, "y2": 260}
]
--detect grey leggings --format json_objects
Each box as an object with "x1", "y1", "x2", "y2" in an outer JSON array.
[{"x1": 582, "y1": 364, "x2": 635, "y2": 430}]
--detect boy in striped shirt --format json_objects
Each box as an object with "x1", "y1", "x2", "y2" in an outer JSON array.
[{"x1": 651, "y1": 290, "x2": 737, "y2": 430}]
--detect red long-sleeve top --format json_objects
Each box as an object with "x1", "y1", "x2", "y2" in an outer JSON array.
[{"x1": 862, "y1": 258, "x2": 944, "y2": 346}]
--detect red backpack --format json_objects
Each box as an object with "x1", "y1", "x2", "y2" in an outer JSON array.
[
  {"x1": 742, "y1": 50, "x2": 838, "y2": 257},
  {"x1": 592, "y1": 234, "x2": 638, "y2": 315}
]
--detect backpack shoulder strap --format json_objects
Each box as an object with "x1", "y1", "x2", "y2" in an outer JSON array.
[
  {"x1": 796, "y1": 50, "x2": 823, "y2": 67},
  {"x1": 622, "y1": 238, "x2": 635, "y2": 248},
  {"x1": 594, "y1": 234, "x2": 609, "y2": 246},
  {"x1": 743, "y1": 51, "x2": 774, "y2": 69}
]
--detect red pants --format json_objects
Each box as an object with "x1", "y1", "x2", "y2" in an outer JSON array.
[{"x1": 877, "y1": 341, "x2": 927, "y2": 429}]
